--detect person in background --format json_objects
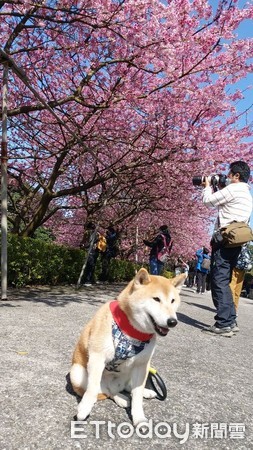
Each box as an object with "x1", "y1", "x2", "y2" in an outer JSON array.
[
  {"x1": 230, "y1": 267, "x2": 245, "y2": 316},
  {"x1": 80, "y1": 221, "x2": 99, "y2": 286},
  {"x1": 186, "y1": 256, "x2": 197, "y2": 288},
  {"x1": 100, "y1": 225, "x2": 119, "y2": 282},
  {"x1": 195, "y1": 247, "x2": 211, "y2": 294},
  {"x1": 230, "y1": 245, "x2": 253, "y2": 318},
  {"x1": 243, "y1": 276, "x2": 253, "y2": 298},
  {"x1": 175, "y1": 257, "x2": 189, "y2": 277},
  {"x1": 143, "y1": 225, "x2": 172, "y2": 275},
  {"x1": 174, "y1": 257, "x2": 182, "y2": 276},
  {"x1": 201, "y1": 160, "x2": 252, "y2": 337}
]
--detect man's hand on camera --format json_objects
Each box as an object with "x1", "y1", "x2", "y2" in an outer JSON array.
[{"x1": 203, "y1": 177, "x2": 210, "y2": 188}]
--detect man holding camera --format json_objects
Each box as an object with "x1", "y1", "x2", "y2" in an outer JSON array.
[{"x1": 200, "y1": 161, "x2": 252, "y2": 337}]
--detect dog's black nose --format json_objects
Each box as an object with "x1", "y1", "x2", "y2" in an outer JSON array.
[{"x1": 167, "y1": 318, "x2": 178, "y2": 328}]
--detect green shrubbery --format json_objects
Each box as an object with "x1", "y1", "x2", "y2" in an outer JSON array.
[
  {"x1": 6, "y1": 234, "x2": 143, "y2": 287},
  {"x1": 163, "y1": 269, "x2": 175, "y2": 279}
]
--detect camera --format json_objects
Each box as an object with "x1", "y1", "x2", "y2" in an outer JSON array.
[{"x1": 192, "y1": 174, "x2": 227, "y2": 189}]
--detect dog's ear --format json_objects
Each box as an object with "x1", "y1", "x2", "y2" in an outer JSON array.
[
  {"x1": 134, "y1": 268, "x2": 151, "y2": 286},
  {"x1": 171, "y1": 273, "x2": 187, "y2": 291}
]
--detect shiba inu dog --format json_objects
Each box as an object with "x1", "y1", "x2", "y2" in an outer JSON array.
[{"x1": 70, "y1": 268, "x2": 186, "y2": 426}]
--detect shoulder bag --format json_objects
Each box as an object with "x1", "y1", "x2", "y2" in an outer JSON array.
[{"x1": 221, "y1": 221, "x2": 253, "y2": 248}]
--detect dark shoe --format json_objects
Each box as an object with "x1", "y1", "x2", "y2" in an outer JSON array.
[
  {"x1": 201, "y1": 325, "x2": 234, "y2": 337},
  {"x1": 231, "y1": 322, "x2": 240, "y2": 332}
]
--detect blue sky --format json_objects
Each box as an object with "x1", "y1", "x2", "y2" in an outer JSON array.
[
  {"x1": 237, "y1": 11, "x2": 253, "y2": 227},
  {"x1": 212, "y1": 0, "x2": 253, "y2": 131},
  {"x1": 230, "y1": 5, "x2": 253, "y2": 228},
  {"x1": 233, "y1": 15, "x2": 253, "y2": 132}
]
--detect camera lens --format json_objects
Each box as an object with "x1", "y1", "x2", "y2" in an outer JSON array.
[
  {"x1": 192, "y1": 176, "x2": 203, "y2": 186},
  {"x1": 211, "y1": 175, "x2": 219, "y2": 186},
  {"x1": 218, "y1": 174, "x2": 227, "y2": 188}
]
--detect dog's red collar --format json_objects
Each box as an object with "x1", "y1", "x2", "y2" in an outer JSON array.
[{"x1": 109, "y1": 300, "x2": 154, "y2": 342}]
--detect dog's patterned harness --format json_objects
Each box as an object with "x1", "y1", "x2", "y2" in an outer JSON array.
[
  {"x1": 105, "y1": 320, "x2": 150, "y2": 372},
  {"x1": 105, "y1": 301, "x2": 153, "y2": 372}
]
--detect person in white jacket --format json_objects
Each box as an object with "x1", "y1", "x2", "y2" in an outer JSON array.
[{"x1": 201, "y1": 161, "x2": 252, "y2": 337}]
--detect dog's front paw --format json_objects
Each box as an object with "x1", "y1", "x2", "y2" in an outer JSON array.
[
  {"x1": 143, "y1": 388, "x2": 157, "y2": 399},
  {"x1": 77, "y1": 402, "x2": 92, "y2": 421},
  {"x1": 113, "y1": 393, "x2": 130, "y2": 408},
  {"x1": 133, "y1": 416, "x2": 148, "y2": 428}
]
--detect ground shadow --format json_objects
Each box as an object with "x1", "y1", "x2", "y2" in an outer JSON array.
[
  {"x1": 3, "y1": 283, "x2": 124, "y2": 308},
  {"x1": 177, "y1": 312, "x2": 209, "y2": 329},
  {"x1": 184, "y1": 301, "x2": 216, "y2": 313},
  {"x1": 181, "y1": 292, "x2": 196, "y2": 298},
  {"x1": 0, "y1": 302, "x2": 21, "y2": 308}
]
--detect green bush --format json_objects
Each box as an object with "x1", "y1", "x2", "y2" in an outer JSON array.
[
  {"x1": 7, "y1": 234, "x2": 84, "y2": 286},
  {"x1": 163, "y1": 270, "x2": 175, "y2": 279},
  {"x1": 106, "y1": 259, "x2": 140, "y2": 282},
  {"x1": 5, "y1": 234, "x2": 143, "y2": 287}
]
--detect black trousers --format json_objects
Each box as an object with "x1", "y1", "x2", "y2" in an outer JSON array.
[
  {"x1": 196, "y1": 271, "x2": 207, "y2": 293},
  {"x1": 211, "y1": 245, "x2": 241, "y2": 328},
  {"x1": 83, "y1": 251, "x2": 99, "y2": 283},
  {"x1": 187, "y1": 271, "x2": 195, "y2": 287},
  {"x1": 100, "y1": 252, "x2": 112, "y2": 281}
]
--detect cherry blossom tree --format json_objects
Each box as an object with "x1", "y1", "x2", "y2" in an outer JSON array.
[{"x1": 1, "y1": 0, "x2": 252, "y2": 259}]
